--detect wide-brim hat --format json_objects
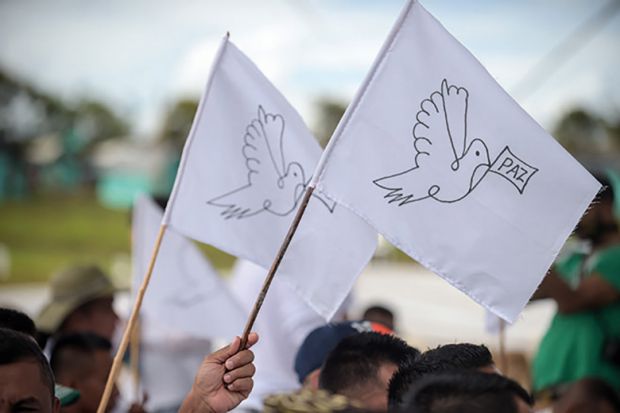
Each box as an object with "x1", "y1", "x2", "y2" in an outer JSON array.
[{"x1": 37, "y1": 265, "x2": 118, "y2": 333}]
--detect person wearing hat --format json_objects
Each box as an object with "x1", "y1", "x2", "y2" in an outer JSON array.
[
  {"x1": 294, "y1": 320, "x2": 394, "y2": 390},
  {"x1": 37, "y1": 265, "x2": 120, "y2": 344}
]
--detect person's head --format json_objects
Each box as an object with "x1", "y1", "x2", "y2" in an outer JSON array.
[
  {"x1": 50, "y1": 333, "x2": 117, "y2": 413},
  {"x1": 295, "y1": 321, "x2": 394, "y2": 389},
  {"x1": 553, "y1": 378, "x2": 620, "y2": 413},
  {"x1": 37, "y1": 265, "x2": 119, "y2": 340},
  {"x1": 319, "y1": 332, "x2": 419, "y2": 411},
  {"x1": 399, "y1": 371, "x2": 532, "y2": 413},
  {"x1": 389, "y1": 343, "x2": 495, "y2": 409},
  {"x1": 0, "y1": 307, "x2": 37, "y2": 338},
  {"x1": 0, "y1": 328, "x2": 60, "y2": 413},
  {"x1": 576, "y1": 175, "x2": 618, "y2": 244},
  {"x1": 363, "y1": 305, "x2": 395, "y2": 331}
]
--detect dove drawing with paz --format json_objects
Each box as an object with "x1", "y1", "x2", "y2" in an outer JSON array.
[
  {"x1": 312, "y1": 0, "x2": 600, "y2": 322},
  {"x1": 373, "y1": 79, "x2": 538, "y2": 205},
  {"x1": 162, "y1": 35, "x2": 377, "y2": 321},
  {"x1": 208, "y1": 105, "x2": 312, "y2": 219}
]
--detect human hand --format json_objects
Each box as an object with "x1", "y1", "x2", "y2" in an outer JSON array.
[{"x1": 179, "y1": 333, "x2": 259, "y2": 413}]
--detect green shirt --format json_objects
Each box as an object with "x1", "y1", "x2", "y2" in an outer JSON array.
[{"x1": 532, "y1": 244, "x2": 620, "y2": 391}]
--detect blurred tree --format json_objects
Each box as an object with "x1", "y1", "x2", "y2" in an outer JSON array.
[
  {"x1": 313, "y1": 98, "x2": 347, "y2": 147},
  {"x1": 73, "y1": 100, "x2": 129, "y2": 152},
  {"x1": 553, "y1": 108, "x2": 619, "y2": 155},
  {"x1": 159, "y1": 99, "x2": 198, "y2": 151}
]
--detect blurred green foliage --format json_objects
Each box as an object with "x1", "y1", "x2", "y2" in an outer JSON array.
[{"x1": 0, "y1": 191, "x2": 235, "y2": 284}]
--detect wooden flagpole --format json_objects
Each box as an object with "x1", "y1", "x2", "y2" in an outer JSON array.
[
  {"x1": 240, "y1": 185, "x2": 315, "y2": 348},
  {"x1": 97, "y1": 224, "x2": 167, "y2": 413},
  {"x1": 130, "y1": 318, "x2": 141, "y2": 402}
]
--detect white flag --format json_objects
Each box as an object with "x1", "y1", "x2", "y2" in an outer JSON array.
[
  {"x1": 133, "y1": 194, "x2": 245, "y2": 339},
  {"x1": 313, "y1": 1, "x2": 600, "y2": 322},
  {"x1": 163, "y1": 36, "x2": 377, "y2": 320}
]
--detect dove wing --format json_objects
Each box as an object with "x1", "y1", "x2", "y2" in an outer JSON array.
[
  {"x1": 412, "y1": 79, "x2": 463, "y2": 168},
  {"x1": 206, "y1": 106, "x2": 286, "y2": 219},
  {"x1": 441, "y1": 79, "x2": 469, "y2": 158}
]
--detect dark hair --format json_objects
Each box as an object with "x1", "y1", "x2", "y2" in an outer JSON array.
[
  {"x1": 0, "y1": 328, "x2": 56, "y2": 399},
  {"x1": 319, "y1": 332, "x2": 420, "y2": 396},
  {"x1": 389, "y1": 343, "x2": 494, "y2": 409},
  {"x1": 399, "y1": 371, "x2": 532, "y2": 413},
  {"x1": 566, "y1": 378, "x2": 620, "y2": 412},
  {"x1": 0, "y1": 307, "x2": 38, "y2": 339},
  {"x1": 50, "y1": 332, "x2": 112, "y2": 378},
  {"x1": 363, "y1": 305, "x2": 394, "y2": 320}
]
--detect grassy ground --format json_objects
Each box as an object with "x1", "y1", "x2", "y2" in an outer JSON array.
[{"x1": 0, "y1": 191, "x2": 235, "y2": 284}]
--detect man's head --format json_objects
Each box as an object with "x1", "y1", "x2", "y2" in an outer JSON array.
[
  {"x1": 553, "y1": 378, "x2": 620, "y2": 413},
  {"x1": 576, "y1": 175, "x2": 618, "y2": 244},
  {"x1": 295, "y1": 321, "x2": 394, "y2": 389},
  {"x1": 389, "y1": 343, "x2": 495, "y2": 409},
  {"x1": 319, "y1": 332, "x2": 419, "y2": 411},
  {"x1": 400, "y1": 371, "x2": 532, "y2": 413},
  {"x1": 0, "y1": 307, "x2": 38, "y2": 338},
  {"x1": 363, "y1": 305, "x2": 395, "y2": 331},
  {"x1": 0, "y1": 328, "x2": 60, "y2": 413},
  {"x1": 50, "y1": 333, "x2": 117, "y2": 413},
  {"x1": 37, "y1": 265, "x2": 119, "y2": 340}
]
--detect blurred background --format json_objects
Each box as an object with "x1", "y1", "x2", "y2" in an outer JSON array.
[{"x1": 0, "y1": 0, "x2": 619, "y2": 366}]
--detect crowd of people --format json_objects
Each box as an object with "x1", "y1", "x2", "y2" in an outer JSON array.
[{"x1": 1, "y1": 174, "x2": 619, "y2": 412}]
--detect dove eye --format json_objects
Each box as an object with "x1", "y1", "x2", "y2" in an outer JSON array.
[
  {"x1": 293, "y1": 172, "x2": 298, "y2": 177},
  {"x1": 475, "y1": 150, "x2": 480, "y2": 156}
]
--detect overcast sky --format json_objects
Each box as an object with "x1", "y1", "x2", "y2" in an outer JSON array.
[{"x1": 1, "y1": 0, "x2": 618, "y2": 135}]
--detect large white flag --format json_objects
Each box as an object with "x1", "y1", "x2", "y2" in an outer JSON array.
[
  {"x1": 163, "y1": 36, "x2": 377, "y2": 319},
  {"x1": 133, "y1": 194, "x2": 245, "y2": 339},
  {"x1": 313, "y1": 1, "x2": 600, "y2": 322}
]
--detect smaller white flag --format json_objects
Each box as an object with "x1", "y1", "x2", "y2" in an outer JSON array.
[
  {"x1": 132, "y1": 194, "x2": 245, "y2": 339},
  {"x1": 313, "y1": 0, "x2": 600, "y2": 322}
]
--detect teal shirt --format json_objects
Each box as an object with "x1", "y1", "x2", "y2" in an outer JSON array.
[{"x1": 532, "y1": 244, "x2": 620, "y2": 391}]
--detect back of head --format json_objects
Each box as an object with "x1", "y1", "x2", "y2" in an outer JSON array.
[
  {"x1": 0, "y1": 307, "x2": 38, "y2": 339},
  {"x1": 400, "y1": 371, "x2": 532, "y2": 413},
  {"x1": 363, "y1": 305, "x2": 395, "y2": 330},
  {"x1": 389, "y1": 343, "x2": 494, "y2": 409},
  {"x1": 50, "y1": 332, "x2": 112, "y2": 381},
  {"x1": 553, "y1": 378, "x2": 620, "y2": 413},
  {"x1": 0, "y1": 328, "x2": 55, "y2": 400},
  {"x1": 319, "y1": 332, "x2": 419, "y2": 410}
]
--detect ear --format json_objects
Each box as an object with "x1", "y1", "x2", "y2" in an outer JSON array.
[
  {"x1": 52, "y1": 396, "x2": 61, "y2": 413},
  {"x1": 304, "y1": 369, "x2": 321, "y2": 390}
]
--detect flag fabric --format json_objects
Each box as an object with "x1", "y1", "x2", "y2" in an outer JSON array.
[
  {"x1": 313, "y1": 0, "x2": 600, "y2": 322},
  {"x1": 132, "y1": 193, "x2": 245, "y2": 339},
  {"x1": 163, "y1": 36, "x2": 377, "y2": 320}
]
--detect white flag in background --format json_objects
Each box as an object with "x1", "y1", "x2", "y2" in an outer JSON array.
[
  {"x1": 163, "y1": 37, "x2": 377, "y2": 319},
  {"x1": 313, "y1": 0, "x2": 600, "y2": 322},
  {"x1": 133, "y1": 194, "x2": 245, "y2": 339}
]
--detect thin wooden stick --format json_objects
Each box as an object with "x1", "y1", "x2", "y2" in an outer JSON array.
[
  {"x1": 498, "y1": 318, "x2": 508, "y2": 375},
  {"x1": 240, "y1": 186, "x2": 315, "y2": 348},
  {"x1": 97, "y1": 224, "x2": 167, "y2": 413},
  {"x1": 130, "y1": 318, "x2": 141, "y2": 402}
]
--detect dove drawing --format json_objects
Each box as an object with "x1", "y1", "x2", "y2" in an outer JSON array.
[
  {"x1": 373, "y1": 79, "x2": 494, "y2": 205},
  {"x1": 208, "y1": 105, "x2": 317, "y2": 219}
]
